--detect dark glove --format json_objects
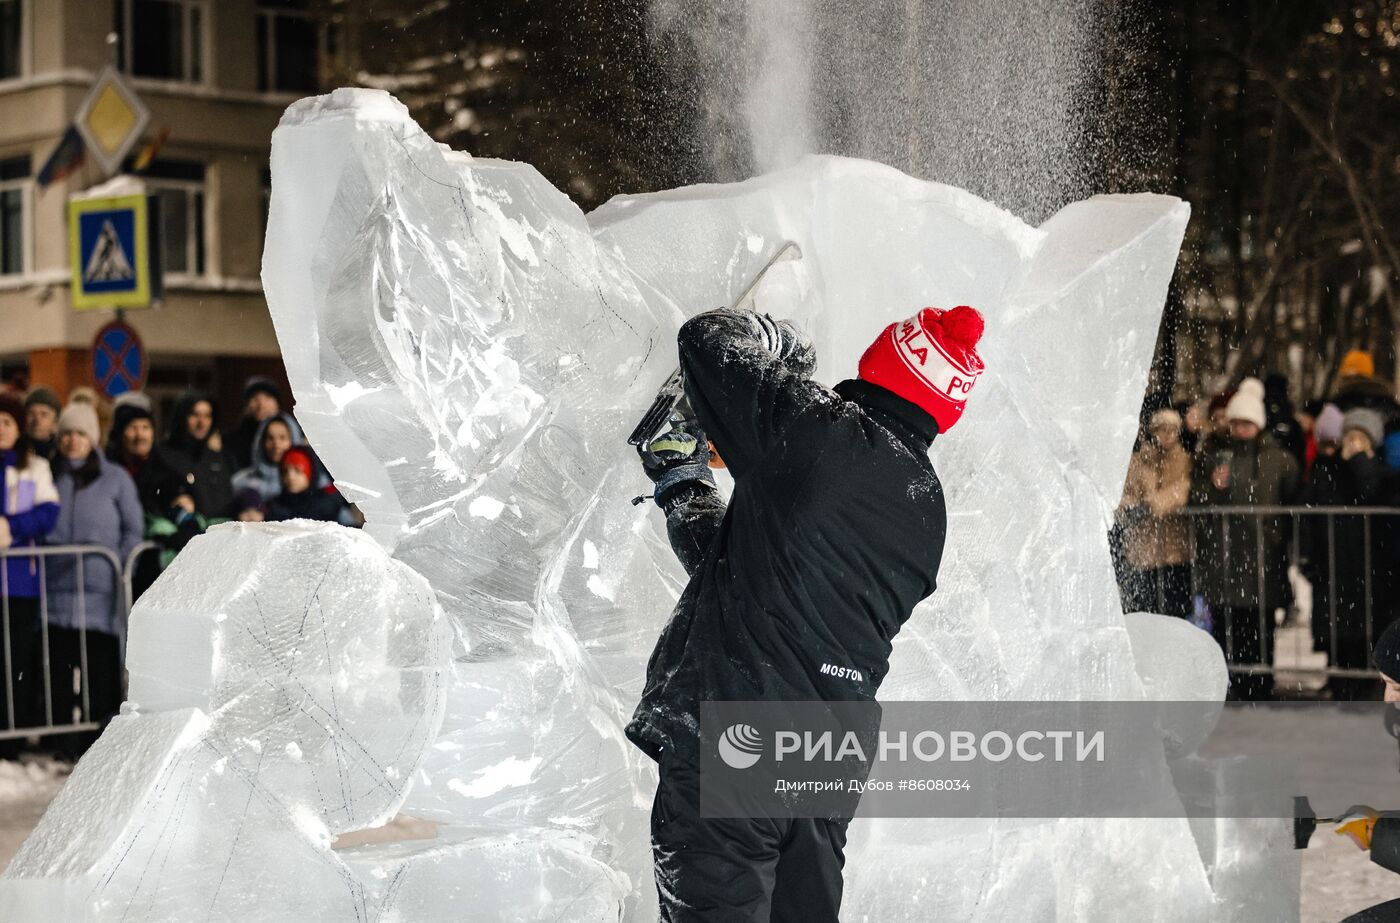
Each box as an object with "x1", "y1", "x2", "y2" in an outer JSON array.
[
  {"x1": 637, "y1": 415, "x2": 714, "y2": 508},
  {"x1": 749, "y1": 313, "x2": 816, "y2": 378}
]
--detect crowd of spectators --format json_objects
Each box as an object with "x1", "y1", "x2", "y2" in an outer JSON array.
[
  {"x1": 0, "y1": 376, "x2": 357, "y2": 755},
  {"x1": 1115, "y1": 349, "x2": 1400, "y2": 701}
]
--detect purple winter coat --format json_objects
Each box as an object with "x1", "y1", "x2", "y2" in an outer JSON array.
[{"x1": 2, "y1": 449, "x2": 60, "y2": 599}]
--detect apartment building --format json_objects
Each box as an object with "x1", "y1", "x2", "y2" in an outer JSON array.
[{"x1": 0, "y1": 0, "x2": 331, "y2": 422}]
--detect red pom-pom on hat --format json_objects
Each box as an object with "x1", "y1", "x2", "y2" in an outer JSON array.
[
  {"x1": 856, "y1": 305, "x2": 987, "y2": 435},
  {"x1": 941, "y1": 305, "x2": 984, "y2": 349}
]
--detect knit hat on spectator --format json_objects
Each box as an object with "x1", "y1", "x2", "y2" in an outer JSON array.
[
  {"x1": 857, "y1": 305, "x2": 985, "y2": 435},
  {"x1": 244, "y1": 376, "x2": 282, "y2": 405},
  {"x1": 1339, "y1": 349, "x2": 1375, "y2": 380},
  {"x1": 281, "y1": 446, "x2": 314, "y2": 482},
  {"x1": 1315, "y1": 403, "x2": 1345, "y2": 444},
  {"x1": 113, "y1": 401, "x2": 154, "y2": 436},
  {"x1": 113, "y1": 390, "x2": 153, "y2": 413},
  {"x1": 1342, "y1": 408, "x2": 1385, "y2": 449},
  {"x1": 1375, "y1": 621, "x2": 1400, "y2": 681},
  {"x1": 0, "y1": 392, "x2": 23, "y2": 431},
  {"x1": 23, "y1": 386, "x2": 60, "y2": 416},
  {"x1": 58, "y1": 403, "x2": 100, "y2": 445},
  {"x1": 1149, "y1": 408, "x2": 1182, "y2": 431},
  {"x1": 233, "y1": 486, "x2": 266, "y2": 515},
  {"x1": 1224, "y1": 378, "x2": 1266, "y2": 430}
]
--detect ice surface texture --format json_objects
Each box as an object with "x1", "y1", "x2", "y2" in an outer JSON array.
[
  {"x1": 0, "y1": 522, "x2": 455, "y2": 921},
  {"x1": 3, "y1": 86, "x2": 1293, "y2": 921}
]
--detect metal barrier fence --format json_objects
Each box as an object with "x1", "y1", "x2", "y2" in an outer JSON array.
[
  {"x1": 1124, "y1": 506, "x2": 1400, "y2": 680},
  {"x1": 0, "y1": 541, "x2": 159, "y2": 741}
]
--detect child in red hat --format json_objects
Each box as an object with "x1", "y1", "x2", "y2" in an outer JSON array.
[{"x1": 267, "y1": 446, "x2": 347, "y2": 523}]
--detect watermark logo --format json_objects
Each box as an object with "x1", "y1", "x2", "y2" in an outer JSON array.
[{"x1": 718, "y1": 723, "x2": 764, "y2": 769}]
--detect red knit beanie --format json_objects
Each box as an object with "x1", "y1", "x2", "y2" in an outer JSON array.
[
  {"x1": 857, "y1": 305, "x2": 986, "y2": 434},
  {"x1": 281, "y1": 446, "x2": 314, "y2": 481}
]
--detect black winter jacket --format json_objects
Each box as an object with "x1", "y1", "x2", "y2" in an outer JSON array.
[
  {"x1": 626, "y1": 310, "x2": 948, "y2": 763},
  {"x1": 155, "y1": 393, "x2": 236, "y2": 519}
]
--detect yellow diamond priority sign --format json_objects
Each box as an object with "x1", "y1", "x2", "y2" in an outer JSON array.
[{"x1": 74, "y1": 67, "x2": 150, "y2": 178}]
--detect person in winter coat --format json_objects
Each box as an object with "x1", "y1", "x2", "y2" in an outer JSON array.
[
  {"x1": 1315, "y1": 403, "x2": 1345, "y2": 461},
  {"x1": 1302, "y1": 408, "x2": 1395, "y2": 699},
  {"x1": 1332, "y1": 349, "x2": 1400, "y2": 429},
  {"x1": 107, "y1": 401, "x2": 165, "y2": 511},
  {"x1": 106, "y1": 399, "x2": 213, "y2": 601},
  {"x1": 630, "y1": 305, "x2": 982, "y2": 922},
  {"x1": 1197, "y1": 390, "x2": 1234, "y2": 460},
  {"x1": 1264, "y1": 374, "x2": 1306, "y2": 466},
  {"x1": 267, "y1": 447, "x2": 346, "y2": 523},
  {"x1": 103, "y1": 393, "x2": 153, "y2": 469},
  {"x1": 225, "y1": 377, "x2": 285, "y2": 471},
  {"x1": 23, "y1": 386, "x2": 61, "y2": 463},
  {"x1": 44, "y1": 404, "x2": 142, "y2": 753},
  {"x1": 231, "y1": 413, "x2": 303, "y2": 503},
  {"x1": 0, "y1": 393, "x2": 59, "y2": 737},
  {"x1": 154, "y1": 391, "x2": 235, "y2": 520},
  {"x1": 1191, "y1": 383, "x2": 1301, "y2": 700},
  {"x1": 1117, "y1": 408, "x2": 1193, "y2": 616}
]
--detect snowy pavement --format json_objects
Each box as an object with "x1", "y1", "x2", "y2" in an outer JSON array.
[
  {"x1": 0, "y1": 756, "x2": 68, "y2": 873},
  {"x1": 0, "y1": 752, "x2": 1394, "y2": 920},
  {"x1": 1303, "y1": 823, "x2": 1400, "y2": 923}
]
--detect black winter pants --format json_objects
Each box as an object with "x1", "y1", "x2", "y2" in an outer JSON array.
[
  {"x1": 1211, "y1": 605, "x2": 1277, "y2": 700},
  {"x1": 0, "y1": 596, "x2": 39, "y2": 731},
  {"x1": 651, "y1": 754, "x2": 848, "y2": 923},
  {"x1": 46, "y1": 626, "x2": 122, "y2": 756}
]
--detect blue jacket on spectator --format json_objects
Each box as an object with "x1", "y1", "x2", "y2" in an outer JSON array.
[
  {"x1": 3, "y1": 448, "x2": 60, "y2": 599},
  {"x1": 45, "y1": 452, "x2": 143, "y2": 636}
]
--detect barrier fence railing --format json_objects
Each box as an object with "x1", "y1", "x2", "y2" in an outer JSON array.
[
  {"x1": 0, "y1": 541, "x2": 159, "y2": 741},
  {"x1": 1147, "y1": 506, "x2": 1400, "y2": 680}
]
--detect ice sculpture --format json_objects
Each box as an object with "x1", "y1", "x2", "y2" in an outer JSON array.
[
  {"x1": 2, "y1": 87, "x2": 1297, "y2": 921},
  {"x1": 0, "y1": 522, "x2": 454, "y2": 920}
]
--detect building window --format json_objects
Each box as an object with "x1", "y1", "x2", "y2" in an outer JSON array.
[
  {"x1": 144, "y1": 160, "x2": 205, "y2": 278},
  {"x1": 0, "y1": 155, "x2": 29, "y2": 276},
  {"x1": 0, "y1": 0, "x2": 21, "y2": 81},
  {"x1": 116, "y1": 0, "x2": 205, "y2": 83},
  {"x1": 256, "y1": 1, "x2": 322, "y2": 93}
]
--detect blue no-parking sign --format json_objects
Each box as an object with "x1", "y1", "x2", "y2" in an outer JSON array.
[{"x1": 91, "y1": 321, "x2": 147, "y2": 398}]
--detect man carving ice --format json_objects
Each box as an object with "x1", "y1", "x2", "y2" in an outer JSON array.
[{"x1": 627, "y1": 302, "x2": 986, "y2": 921}]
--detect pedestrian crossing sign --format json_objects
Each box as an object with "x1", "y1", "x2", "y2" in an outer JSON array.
[{"x1": 68, "y1": 194, "x2": 153, "y2": 310}]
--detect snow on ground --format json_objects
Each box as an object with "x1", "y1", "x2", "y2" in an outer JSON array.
[
  {"x1": 0, "y1": 756, "x2": 69, "y2": 872},
  {"x1": 1303, "y1": 820, "x2": 1400, "y2": 923}
]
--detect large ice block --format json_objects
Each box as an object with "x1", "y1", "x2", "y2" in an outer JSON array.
[
  {"x1": 1, "y1": 708, "x2": 210, "y2": 918},
  {"x1": 125, "y1": 521, "x2": 452, "y2": 833},
  {"x1": 339, "y1": 828, "x2": 629, "y2": 921},
  {"x1": 251, "y1": 87, "x2": 1301, "y2": 922},
  {"x1": 2, "y1": 708, "x2": 373, "y2": 922},
  {"x1": 2, "y1": 522, "x2": 456, "y2": 921}
]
